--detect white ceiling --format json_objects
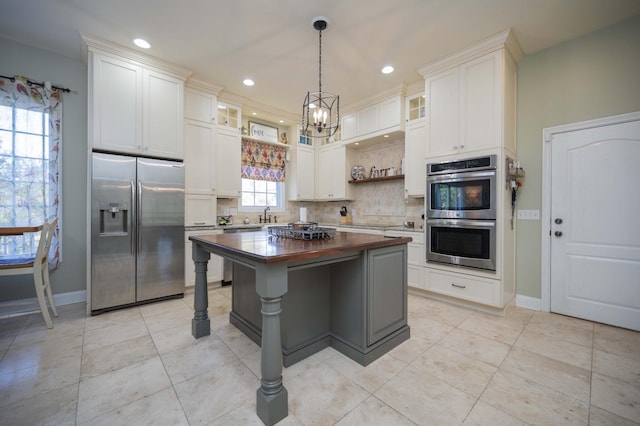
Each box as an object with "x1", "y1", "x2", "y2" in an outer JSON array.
[{"x1": 2, "y1": 0, "x2": 639, "y2": 125}]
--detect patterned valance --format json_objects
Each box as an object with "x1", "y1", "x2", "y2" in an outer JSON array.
[{"x1": 241, "y1": 138, "x2": 286, "y2": 182}]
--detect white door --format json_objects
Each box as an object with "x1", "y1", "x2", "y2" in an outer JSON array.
[{"x1": 550, "y1": 116, "x2": 640, "y2": 331}]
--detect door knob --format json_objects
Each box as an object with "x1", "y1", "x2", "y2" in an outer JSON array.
[
  {"x1": 555, "y1": 218, "x2": 563, "y2": 224},
  {"x1": 554, "y1": 231, "x2": 563, "y2": 237}
]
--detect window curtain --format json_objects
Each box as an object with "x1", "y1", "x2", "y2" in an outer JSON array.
[
  {"x1": 240, "y1": 138, "x2": 286, "y2": 182},
  {"x1": 0, "y1": 76, "x2": 62, "y2": 265}
]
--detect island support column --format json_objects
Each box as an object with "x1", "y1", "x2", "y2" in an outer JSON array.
[
  {"x1": 254, "y1": 263, "x2": 288, "y2": 425},
  {"x1": 191, "y1": 243, "x2": 211, "y2": 338}
]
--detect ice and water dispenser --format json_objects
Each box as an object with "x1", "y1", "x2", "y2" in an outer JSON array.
[{"x1": 98, "y1": 202, "x2": 129, "y2": 236}]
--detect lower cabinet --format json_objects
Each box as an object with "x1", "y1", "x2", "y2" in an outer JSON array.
[
  {"x1": 230, "y1": 245, "x2": 409, "y2": 366},
  {"x1": 425, "y1": 268, "x2": 501, "y2": 307},
  {"x1": 184, "y1": 230, "x2": 223, "y2": 286},
  {"x1": 367, "y1": 245, "x2": 408, "y2": 345},
  {"x1": 384, "y1": 230, "x2": 425, "y2": 290},
  {"x1": 185, "y1": 194, "x2": 216, "y2": 226}
]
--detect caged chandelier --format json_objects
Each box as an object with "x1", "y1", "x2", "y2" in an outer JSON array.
[{"x1": 302, "y1": 17, "x2": 339, "y2": 139}]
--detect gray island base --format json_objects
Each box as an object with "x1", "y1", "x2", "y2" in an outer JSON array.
[{"x1": 189, "y1": 231, "x2": 411, "y2": 425}]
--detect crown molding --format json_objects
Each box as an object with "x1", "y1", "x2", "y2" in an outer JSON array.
[
  {"x1": 82, "y1": 33, "x2": 192, "y2": 80},
  {"x1": 341, "y1": 84, "x2": 406, "y2": 114},
  {"x1": 418, "y1": 28, "x2": 522, "y2": 77},
  {"x1": 186, "y1": 78, "x2": 223, "y2": 95}
]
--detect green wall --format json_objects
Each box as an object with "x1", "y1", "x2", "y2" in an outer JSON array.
[
  {"x1": 0, "y1": 38, "x2": 87, "y2": 301},
  {"x1": 515, "y1": 14, "x2": 640, "y2": 299}
]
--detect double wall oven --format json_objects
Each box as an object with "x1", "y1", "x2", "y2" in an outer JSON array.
[{"x1": 426, "y1": 155, "x2": 497, "y2": 271}]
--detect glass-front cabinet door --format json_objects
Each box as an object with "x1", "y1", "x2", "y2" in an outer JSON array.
[
  {"x1": 406, "y1": 93, "x2": 426, "y2": 122},
  {"x1": 217, "y1": 102, "x2": 240, "y2": 131}
]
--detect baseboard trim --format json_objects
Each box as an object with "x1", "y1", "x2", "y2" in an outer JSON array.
[
  {"x1": 0, "y1": 290, "x2": 87, "y2": 318},
  {"x1": 515, "y1": 294, "x2": 542, "y2": 311}
]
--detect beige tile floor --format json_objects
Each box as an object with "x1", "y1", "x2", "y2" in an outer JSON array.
[{"x1": 1, "y1": 286, "x2": 639, "y2": 425}]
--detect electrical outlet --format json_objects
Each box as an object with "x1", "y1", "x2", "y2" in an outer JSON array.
[{"x1": 517, "y1": 209, "x2": 540, "y2": 220}]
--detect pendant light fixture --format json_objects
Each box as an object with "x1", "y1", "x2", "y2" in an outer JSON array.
[{"x1": 302, "y1": 17, "x2": 339, "y2": 139}]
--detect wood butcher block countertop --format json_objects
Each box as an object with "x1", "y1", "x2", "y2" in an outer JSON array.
[{"x1": 189, "y1": 230, "x2": 412, "y2": 264}]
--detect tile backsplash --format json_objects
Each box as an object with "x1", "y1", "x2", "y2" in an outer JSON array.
[{"x1": 218, "y1": 139, "x2": 425, "y2": 228}]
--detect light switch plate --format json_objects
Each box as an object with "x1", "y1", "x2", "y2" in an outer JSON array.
[{"x1": 517, "y1": 209, "x2": 540, "y2": 220}]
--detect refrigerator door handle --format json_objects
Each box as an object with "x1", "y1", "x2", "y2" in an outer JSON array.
[
  {"x1": 130, "y1": 180, "x2": 136, "y2": 255},
  {"x1": 137, "y1": 181, "x2": 143, "y2": 253}
]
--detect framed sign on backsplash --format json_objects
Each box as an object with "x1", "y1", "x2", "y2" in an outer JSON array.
[{"x1": 249, "y1": 121, "x2": 279, "y2": 143}]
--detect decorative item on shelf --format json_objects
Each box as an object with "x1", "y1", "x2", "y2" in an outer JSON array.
[
  {"x1": 248, "y1": 121, "x2": 279, "y2": 143},
  {"x1": 280, "y1": 132, "x2": 287, "y2": 144},
  {"x1": 350, "y1": 165, "x2": 365, "y2": 180},
  {"x1": 301, "y1": 17, "x2": 339, "y2": 140}
]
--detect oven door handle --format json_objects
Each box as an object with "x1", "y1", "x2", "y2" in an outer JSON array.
[
  {"x1": 427, "y1": 170, "x2": 496, "y2": 182},
  {"x1": 426, "y1": 218, "x2": 496, "y2": 228}
]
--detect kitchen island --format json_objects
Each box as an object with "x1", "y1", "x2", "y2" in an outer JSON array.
[{"x1": 189, "y1": 230, "x2": 411, "y2": 425}]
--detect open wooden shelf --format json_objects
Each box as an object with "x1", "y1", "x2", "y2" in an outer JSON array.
[{"x1": 348, "y1": 174, "x2": 404, "y2": 184}]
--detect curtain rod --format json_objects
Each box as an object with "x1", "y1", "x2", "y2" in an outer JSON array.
[{"x1": 0, "y1": 74, "x2": 72, "y2": 94}]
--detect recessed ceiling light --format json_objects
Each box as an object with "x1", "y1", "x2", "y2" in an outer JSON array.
[
  {"x1": 243, "y1": 79, "x2": 255, "y2": 86},
  {"x1": 279, "y1": 120, "x2": 284, "y2": 123},
  {"x1": 133, "y1": 38, "x2": 150, "y2": 49},
  {"x1": 252, "y1": 112, "x2": 257, "y2": 116},
  {"x1": 381, "y1": 65, "x2": 394, "y2": 74},
  {"x1": 218, "y1": 105, "x2": 227, "y2": 109},
  {"x1": 383, "y1": 134, "x2": 390, "y2": 138}
]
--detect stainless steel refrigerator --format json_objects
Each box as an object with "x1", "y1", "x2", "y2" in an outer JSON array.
[{"x1": 91, "y1": 152, "x2": 185, "y2": 313}]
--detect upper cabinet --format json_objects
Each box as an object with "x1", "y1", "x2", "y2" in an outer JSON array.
[
  {"x1": 184, "y1": 87, "x2": 217, "y2": 124},
  {"x1": 287, "y1": 144, "x2": 315, "y2": 201},
  {"x1": 216, "y1": 127, "x2": 242, "y2": 198},
  {"x1": 86, "y1": 36, "x2": 190, "y2": 160},
  {"x1": 406, "y1": 93, "x2": 426, "y2": 123},
  {"x1": 217, "y1": 102, "x2": 241, "y2": 131},
  {"x1": 143, "y1": 69, "x2": 185, "y2": 159},
  {"x1": 340, "y1": 94, "x2": 405, "y2": 146},
  {"x1": 404, "y1": 119, "x2": 426, "y2": 198},
  {"x1": 419, "y1": 29, "x2": 521, "y2": 159},
  {"x1": 315, "y1": 143, "x2": 350, "y2": 200}
]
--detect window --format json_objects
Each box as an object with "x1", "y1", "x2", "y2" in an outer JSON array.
[
  {"x1": 0, "y1": 76, "x2": 62, "y2": 263},
  {"x1": 0, "y1": 106, "x2": 50, "y2": 255},
  {"x1": 239, "y1": 178, "x2": 284, "y2": 211},
  {"x1": 239, "y1": 137, "x2": 286, "y2": 212}
]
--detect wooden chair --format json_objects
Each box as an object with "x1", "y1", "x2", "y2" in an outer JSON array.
[{"x1": 0, "y1": 218, "x2": 59, "y2": 328}]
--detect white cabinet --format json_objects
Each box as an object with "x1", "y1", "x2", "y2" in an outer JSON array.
[
  {"x1": 425, "y1": 67, "x2": 458, "y2": 157},
  {"x1": 184, "y1": 119, "x2": 216, "y2": 194},
  {"x1": 416, "y1": 29, "x2": 522, "y2": 310},
  {"x1": 88, "y1": 48, "x2": 186, "y2": 159},
  {"x1": 315, "y1": 144, "x2": 349, "y2": 200},
  {"x1": 142, "y1": 69, "x2": 184, "y2": 159},
  {"x1": 341, "y1": 113, "x2": 357, "y2": 141},
  {"x1": 287, "y1": 145, "x2": 315, "y2": 201},
  {"x1": 423, "y1": 48, "x2": 517, "y2": 158},
  {"x1": 379, "y1": 96, "x2": 403, "y2": 130},
  {"x1": 384, "y1": 230, "x2": 425, "y2": 290},
  {"x1": 185, "y1": 230, "x2": 223, "y2": 286},
  {"x1": 341, "y1": 94, "x2": 405, "y2": 145},
  {"x1": 90, "y1": 52, "x2": 142, "y2": 154},
  {"x1": 404, "y1": 120, "x2": 426, "y2": 198},
  {"x1": 185, "y1": 194, "x2": 216, "y2": 226},
  {"x1": 425, "y1": 268, "x2": 501, "y2": 307},
  {"x1": 216, "y1": 102, "x2": 241, "y2": 131},
  {"x1": 215, "y1": 127, "x2": 241, "y2": 197},
  {"x1": 184, "y1": 88, "x2": 217, "y2": 123},
  {"x1": 406, "y1": 93, "x2": 426, "y2": 123}
]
